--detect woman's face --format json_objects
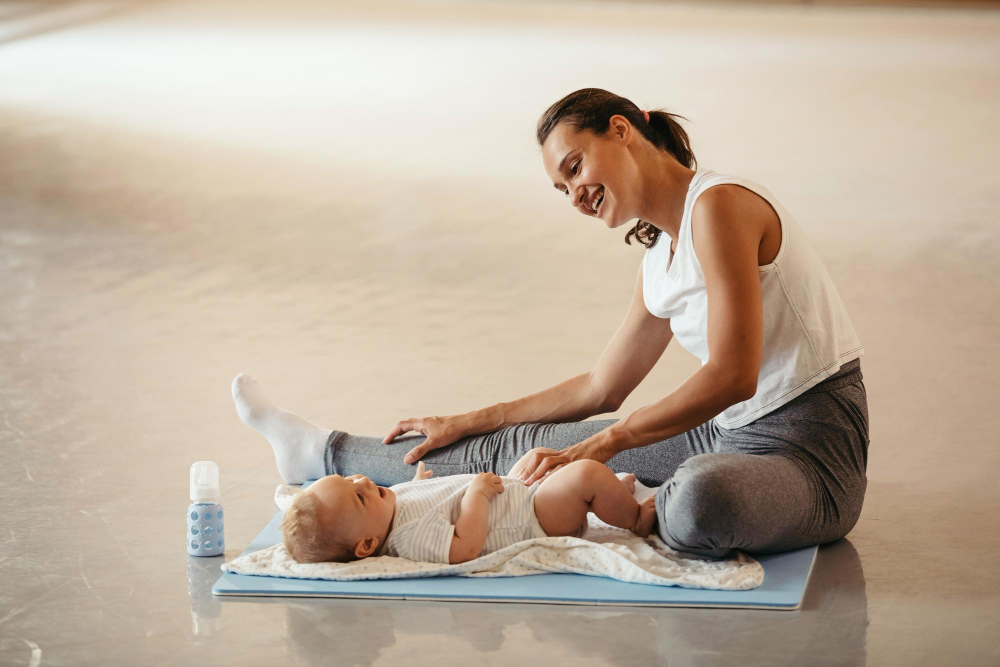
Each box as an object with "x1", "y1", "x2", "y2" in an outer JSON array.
[{"x1": 542, "y1": 116, "x2": 636, "y2": 229}]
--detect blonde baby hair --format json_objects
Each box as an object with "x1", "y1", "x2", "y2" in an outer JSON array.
[{"x1": 280, "y1": 489, "x2": 358, "y2": 564}]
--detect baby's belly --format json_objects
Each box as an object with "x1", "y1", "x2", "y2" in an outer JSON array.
[{"x1": 480, "y1": 480, "x2": 540, "y2": 554}]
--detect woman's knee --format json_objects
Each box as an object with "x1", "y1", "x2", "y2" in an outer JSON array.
[
  {"x1": 821, "y1": 487, "x2": 866, "y2": 546},
  {"x1": 656, "y1": 455, "x2": 743, "y2": 558}
]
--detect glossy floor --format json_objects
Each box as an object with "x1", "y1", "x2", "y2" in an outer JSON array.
[{"x1": 1, "y1": 1, "x2": 998, "y2": 665}]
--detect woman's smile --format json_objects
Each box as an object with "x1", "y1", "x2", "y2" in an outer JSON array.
[{"x1": 583, "y1": 186, "x2": 605, "y2": 217}]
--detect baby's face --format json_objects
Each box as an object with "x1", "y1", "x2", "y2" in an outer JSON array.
[{"x1": 307, "y1": 474, "x2": 396, "y2": 550}]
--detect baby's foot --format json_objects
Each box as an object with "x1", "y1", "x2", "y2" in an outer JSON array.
[
  {"x1": 232, "y1": 373, "x2": 332, "y2": 484},
  {"x1": 616, "y1": 472, "x2": 637, "y2": 495},
  {"x1": 631, "y1": 494, "x2": 657, "y2": 538}
]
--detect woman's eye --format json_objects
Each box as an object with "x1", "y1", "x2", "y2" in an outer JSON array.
[{"x1": 571, "y1": 161, "x2": 580, "y2": 175}]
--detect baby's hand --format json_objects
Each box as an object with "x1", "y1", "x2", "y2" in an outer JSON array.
[
  {"x1": 468, "y1": 472, "x2": 504, "y2": 501},
  {"x1": 411, "y1": 460, "x2": 435, "y2": 482}
]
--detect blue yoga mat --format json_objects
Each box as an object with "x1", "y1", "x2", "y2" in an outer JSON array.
[
  {"x1": 213, "y1": 503, "x2": 816, "y2": 609},
  {"x1": 212, "y1": 512, "x2": 817, "y2": 609},
  {"x1": 212, "y1": 483, "x2": 818, "y2": 609}
]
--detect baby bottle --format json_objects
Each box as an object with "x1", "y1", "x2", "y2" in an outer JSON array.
[{"x1": 187, "y1": 461, "x2": 225, "y2": 557}]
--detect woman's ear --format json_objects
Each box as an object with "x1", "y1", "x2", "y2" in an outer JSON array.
[{"x1": 609, "y1": 114, "x2": 631, "y2": 141}]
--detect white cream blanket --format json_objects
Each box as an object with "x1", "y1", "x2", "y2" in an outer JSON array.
[{"x1": 221, "y1": 482, "x2": 763, "y2": 591}]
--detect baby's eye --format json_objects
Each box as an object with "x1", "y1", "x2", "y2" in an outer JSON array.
[{"x1": 358, "y1": 493, "x2": 364, "y2": 504}]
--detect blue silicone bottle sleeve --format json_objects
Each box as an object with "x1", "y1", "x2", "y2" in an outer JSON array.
[{"x1": 187, "y1": 503, "x2": 225, "y2": 557}]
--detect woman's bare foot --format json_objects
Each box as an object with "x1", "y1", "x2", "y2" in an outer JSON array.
[{"x1": 631, "y1": 494, "x2": 658, "y2": 538}]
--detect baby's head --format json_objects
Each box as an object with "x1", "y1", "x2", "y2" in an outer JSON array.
[{"x1": 280, "y1": 473, "x2": 396, "y2": 563}]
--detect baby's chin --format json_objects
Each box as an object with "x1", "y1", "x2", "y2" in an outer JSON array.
[
  {"x1": 383, "y1": 487, "x2": 397, "y2": 521},
  {"x1": 384, "y1": 486, "x2": 397, "y2": 503}
]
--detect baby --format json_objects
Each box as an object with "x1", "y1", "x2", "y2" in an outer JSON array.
[
  {"x1": 281, "y1": 456, "x2": 657, "y2": 565},
  {"x1": 230, "y1": 371, "x2": 657, "y2": 565}
]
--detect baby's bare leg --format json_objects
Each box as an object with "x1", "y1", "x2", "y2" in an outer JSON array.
[{"x1": 533, "y1": 460, "x2": 656, "y2": 538}]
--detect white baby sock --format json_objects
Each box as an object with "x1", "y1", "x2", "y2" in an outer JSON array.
[{"x1": 231, "y1": 373, "x2": 332, "y2": 484}]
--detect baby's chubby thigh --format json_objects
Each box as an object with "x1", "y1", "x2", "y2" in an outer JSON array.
[{"x1": 531, "y1": 459, "x2": 612, "y2": 538}]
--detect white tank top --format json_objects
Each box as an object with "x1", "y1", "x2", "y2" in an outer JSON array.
[{"x1": 642, "y1": 168, "x2": 865, "y2": 429}]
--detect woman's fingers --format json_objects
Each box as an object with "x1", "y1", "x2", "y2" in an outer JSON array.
[
  {"x1": 514, "y1": 448, "x2": 555, "y2": 481},
  {"x1": 404, "y1": 440, "x2": 433, "y2": 465},
  {"x1": 386, "y1": 415, "x2": 463, "y2": 464},
  {"x1": 524, "y1": 454, "x2": 565, "y2": 485},
  {"x1": 541, "y1": 463, "x2": 564, "y2": 482},
  {"x1": 383, "y1": 419, "x2": 417, "y2": 444},
  {"x1": 517, "y1": 452, "x2": 543, "y2": 483}
]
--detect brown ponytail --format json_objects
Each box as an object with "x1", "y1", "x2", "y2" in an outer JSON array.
[{"x1": 536, "y1": 88, "x2": 697, "y2": 248}]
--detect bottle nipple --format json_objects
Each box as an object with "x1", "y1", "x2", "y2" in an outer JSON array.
[{"x1": 190, "y1": 461, "x2": 220, "y2": 504}]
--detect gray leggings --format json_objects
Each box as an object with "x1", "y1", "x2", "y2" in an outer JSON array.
[{"x1": 324, "y1": 359, "x2": 869, "y2": 559}]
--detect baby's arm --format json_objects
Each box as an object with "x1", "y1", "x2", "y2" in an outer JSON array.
[{"x1": 448, "y1": 473, "x2": 504, "y2": 564}]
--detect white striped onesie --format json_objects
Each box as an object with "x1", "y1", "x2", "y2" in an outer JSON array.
[{"x1": 375, "y1": 474, "x2": 549, "y2": 564}]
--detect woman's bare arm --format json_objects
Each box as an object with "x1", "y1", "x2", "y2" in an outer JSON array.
[
  {"x1": 386, "y1": 264, "x2": 671, "y2": 463},
  {"x1": 602, "y1": 189, "x2": 765, "y2": 452},
  {"x1": 516, "y1": 190, "x2": 769, "y2": 484},
  {"x1": 455, "y1": 263, "x2": 674, "y2": 436}
]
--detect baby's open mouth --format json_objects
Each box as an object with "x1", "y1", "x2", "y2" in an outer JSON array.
[{"x1": 378, "y1": 486, "x2": 385, "y2": 498}]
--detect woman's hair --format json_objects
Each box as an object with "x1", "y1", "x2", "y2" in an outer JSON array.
[
  {"x1": 280, "y1": 490, "x2": 358, "y2": 564},
  {"x1": 536, "y1": 88, "x2": 697, "y2": 249}
]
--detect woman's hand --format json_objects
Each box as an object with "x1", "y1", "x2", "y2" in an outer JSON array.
[
  {"x1": 513, "y1": 437, "x2": 618, "y2": 486},
  {"x1": 383, "y1": 415, "x2": 467, "y2": 465},
  {"x1": 508, "y1": 447, "x2": 559, "y2": 482}
]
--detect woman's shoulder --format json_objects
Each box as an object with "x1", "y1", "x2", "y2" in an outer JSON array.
[
  {"x1": 691, "y1": 182, "x2": 765, "y2": 230},
  {"x1": 690, "y1": 174, "x2": 778, "y2": 242},
  {"x1": 691, "y1": 171, "x2": 767, "y2": 213},
  {"x1": 688, "y1": 174, "x2": 782, "y2": 270}
]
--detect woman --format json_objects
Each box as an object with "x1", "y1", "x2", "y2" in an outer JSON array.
[{"x1": 234, "y1": 88, "x2": 869, "y2": 559}]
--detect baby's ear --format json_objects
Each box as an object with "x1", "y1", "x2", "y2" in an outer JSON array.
[{"x1": 354, "y1": 536, "x2": 379, "y2": 559}]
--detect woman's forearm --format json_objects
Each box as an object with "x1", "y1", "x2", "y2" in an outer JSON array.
[
  {"x1": 456, "y1": 372, "x2": 609, "y2": 436},
  {"x1": 603, "y1": 362, "x2": 752, "y2": 453}
]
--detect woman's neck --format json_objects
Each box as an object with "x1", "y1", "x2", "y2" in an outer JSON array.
[{"x1": 635, "y1": 149, "x2": 696, "y2": 243}]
